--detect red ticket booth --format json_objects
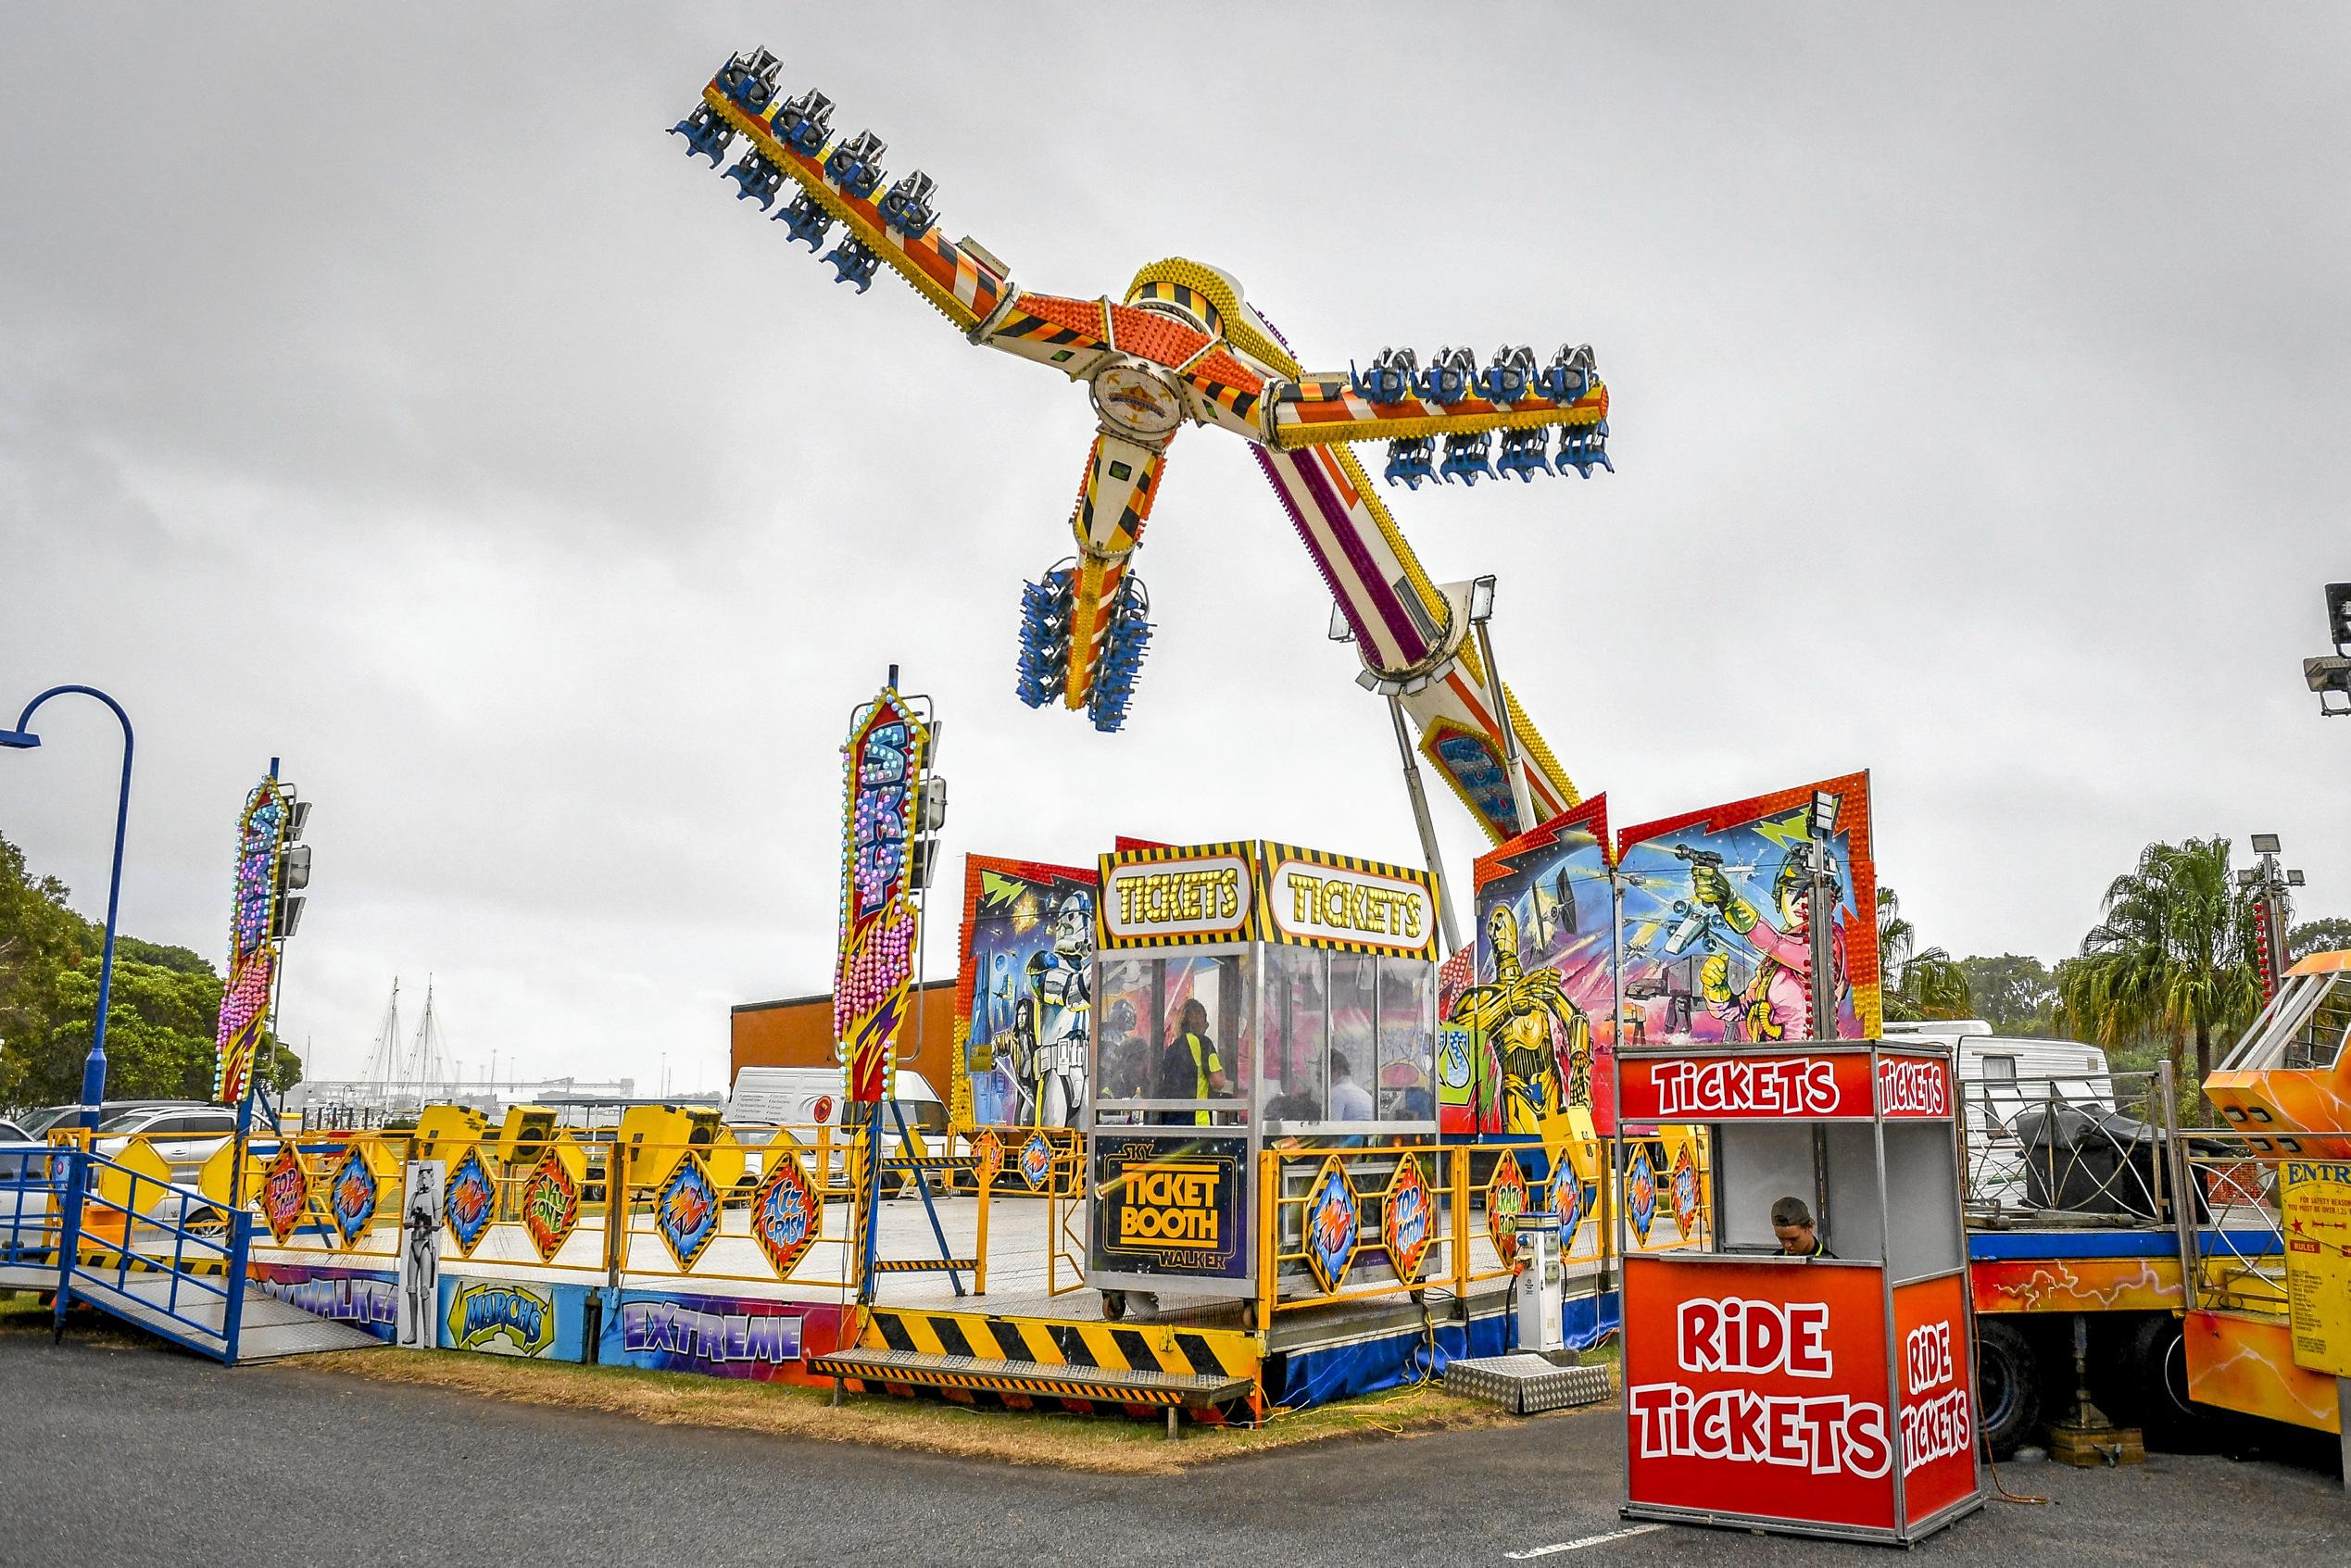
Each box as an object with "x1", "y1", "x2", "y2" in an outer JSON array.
[{"x1": 1615, "y1": 1041, "x2": 1983, "y2": 1546}]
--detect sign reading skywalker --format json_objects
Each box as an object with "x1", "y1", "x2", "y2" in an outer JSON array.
[{"x1": 1091, "y1": 1136, "x2": 1249, "y2": 1281}]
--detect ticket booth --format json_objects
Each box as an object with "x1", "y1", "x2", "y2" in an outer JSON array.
[
  {"x1": 1086, "y1": 840, "x2": 1440, "y2": 1316},
  {"x1": 1615, "y1": 1040, "x2": 1982, "y2": 1546}
]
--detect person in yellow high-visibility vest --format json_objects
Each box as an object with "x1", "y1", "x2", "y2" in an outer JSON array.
[{"x1": 1150, "y1": 997, "x2": 1228, "y2": 1126}]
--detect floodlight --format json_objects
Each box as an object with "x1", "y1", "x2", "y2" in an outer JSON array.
[
  {"x1": 1810, "y1": 788, "x2": 1841, "y2": 841},
  {"x1": 2329, "y1": 582, "x2": 2351, "y2": 651},
  {"x1": 1326, "y1": 603, "x2": 1354, "y2": 643},
  {"x1": 2236, "y1": 869, "x2": 2258, "y2": 889},
  {"x1": 2288, "y1": 870, "x2": 2307, "y2": 886},
  {"x1": 1469, "y1": 574, "x2": 1497, "y2": 624},
  {"x1": 2252, "y1": 834, "x2": 2282, "y2": 855},
  {"x1": 2307, "y1": 655, "x2": 2351, "y2": 693}
]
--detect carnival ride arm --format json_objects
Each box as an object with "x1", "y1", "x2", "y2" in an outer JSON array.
[{"x1": 680, "y1": 52, "x2": 1014, "y2": 333}]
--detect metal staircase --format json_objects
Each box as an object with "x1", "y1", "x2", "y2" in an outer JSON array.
[{"x1": 2, "y1": 1139, "x2": 377, "y2": 1363}]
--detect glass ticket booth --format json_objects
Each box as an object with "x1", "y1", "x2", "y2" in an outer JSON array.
[
  {"x1": 1086, "y1": 840, "x2": 1440, "y2": 1318},
  {"x1": 1615, "y1": 1039, "x2": 1984, "y2": 1547}
]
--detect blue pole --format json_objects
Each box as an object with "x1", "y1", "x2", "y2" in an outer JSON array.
[{"x1": 0, "y1": 686, "x2": 135, "y2": 1133}]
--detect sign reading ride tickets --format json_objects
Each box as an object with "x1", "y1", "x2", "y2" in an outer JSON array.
[
  {"x1": 1624, "y1": 1256, "x2": 1977, "y2": 1536},
  {"x1": 1624, "y1": 1257, "x2": 1899, "y2": 1532}
]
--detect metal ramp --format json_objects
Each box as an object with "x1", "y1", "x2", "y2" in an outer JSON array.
[
  {"x1": 68, "y1": 1271, "x2": 381, "y2": 1362},
  {"x1": 4, "y1": 1140, "x2": 377, "y2": 1364}
]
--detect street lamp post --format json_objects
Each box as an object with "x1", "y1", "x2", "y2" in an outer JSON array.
[{"x1": 0, "y1": 685, "x2": 135, "y2": 1131}]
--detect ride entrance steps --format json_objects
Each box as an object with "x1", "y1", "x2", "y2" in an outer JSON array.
[{"x1": 36, "y1": 1145, "x2": 378, "y2": 1364}]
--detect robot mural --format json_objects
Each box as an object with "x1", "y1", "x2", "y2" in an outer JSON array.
[
  {"x1": 955, "y1": 857, "x2": 1098, "y2": 1130},
  {"x1": 1460, "y1": 773, "x2": 1883, "y2": 1134},
  {"x1": 673, "y1": 47, "x2": 1610, "y2": 846}
]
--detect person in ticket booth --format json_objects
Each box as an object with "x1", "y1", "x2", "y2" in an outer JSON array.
[
  {"x1": 1150, "y1": 998, "x2": 1228, "y2": 1126},
  {"x1": 1771, "y1": 1195, "x2": 1834, "y2": 1259}
]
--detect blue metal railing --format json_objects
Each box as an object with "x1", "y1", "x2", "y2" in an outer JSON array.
[
  {"x1": 0, "y1": 1139, "x2": 68, "y2": 1276},
  {"x1": 34, "y1": 1144, "x2": 250, "y2": 1363}
]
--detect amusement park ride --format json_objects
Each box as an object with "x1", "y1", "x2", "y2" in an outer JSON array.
[{"x1": 671, "y1": 47, "x2": 1607, "y2": 852}]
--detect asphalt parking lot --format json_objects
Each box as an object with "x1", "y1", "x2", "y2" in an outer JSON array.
[{"x1": 0, "y1": 1334, "x2": 2341, "y2": 1567}]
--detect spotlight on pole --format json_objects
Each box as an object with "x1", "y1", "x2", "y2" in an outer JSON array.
[
  {"x1": 1810, "y1": 788, "x2": 1841, "y2": 841},
  {"x1": 2251, "y1": 833, "x2": 2282, "y2": 856}
]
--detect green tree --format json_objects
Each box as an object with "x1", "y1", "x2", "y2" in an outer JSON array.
[
  {"x1": 0, "y1": 826, "x2": 302, "y2": 1110},
  {"x1": 1957, "y1": 954, "x2": 2058, "y2": 1036},
  {"x1": 2291, "y1": 917, "x2": 2351, "y2": 961},
  {"x1": 1876, "y1": 886, "x2": 1974, "y2": 1022},
  {"x1": 2059, "y1": 837, "x2": 2262, "y2": 1096}
]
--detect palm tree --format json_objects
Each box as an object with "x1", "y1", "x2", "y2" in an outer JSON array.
[
  {"x1": 2059, "y1": 837, "x2": 2263, "y2": 1096},
  {"x1": 1877, "y1": 886, "x2": 1973, "y2": 1022}
]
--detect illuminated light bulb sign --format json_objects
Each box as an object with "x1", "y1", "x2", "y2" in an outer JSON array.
[
  {"x1": 214, "y1": 775, "x2": 286, "y2": 1104},
  {"x1": 833, "y1": 684, "x2": 933, "y2": 1104}
]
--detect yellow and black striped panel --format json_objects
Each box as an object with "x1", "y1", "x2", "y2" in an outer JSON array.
[
  {"x1": 1096, "y1": 841, "x2": 1267, "y2": 949},
  {"x1": 816, "y1": 1356, "x2": 1197, "y2": 1407},
  {"x1": 869, "y1": 1258, "x2": 979, "y2": 1273},
  {"x1": 860, "y1": 1306, "x2": 1263, "y2": 1419},
  {"x1": 1258, "y1": 842, "x2": 1440, "y2": 960},
  {"x1": 1125, "y1": 278, "x2": 1222, "y2": 338}
]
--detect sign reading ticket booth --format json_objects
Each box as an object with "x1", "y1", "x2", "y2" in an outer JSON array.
[{"x1": 1091, "y1": 1135, "x2": 1249, "y2": 1283}]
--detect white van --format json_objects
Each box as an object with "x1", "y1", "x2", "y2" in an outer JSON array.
[{"x1": 726, "y1": 1067, "x2": 948, "y2": 1137}]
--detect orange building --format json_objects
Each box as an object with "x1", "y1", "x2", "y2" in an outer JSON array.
[{"x1": 729, "y1": 979, "x2": 961, "y2": 1098}]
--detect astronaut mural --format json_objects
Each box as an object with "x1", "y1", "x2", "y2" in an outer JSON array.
[
  {"x1": 955, "y1": 856, "x2": 1100, "y2": 1130},
  {"x1": 1459, "y1": 773, "x2": 1883, "y2": 1136}
]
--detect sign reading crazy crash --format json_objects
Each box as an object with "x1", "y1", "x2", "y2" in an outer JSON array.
[{"x1": 1089, "y1": 1135, "x2": 1249, "y2": 1283}]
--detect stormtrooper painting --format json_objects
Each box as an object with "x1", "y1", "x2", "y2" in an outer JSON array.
[
  {"x1": 396, "y1": 1160, "x2": 444, "y2": 1349},
  {"x1": 961, "y1": 859, "x2": 1100, "y2": 1130},
  {"x1": 1021, "y1": 892, "x2": 1094, "y2": 1130}
]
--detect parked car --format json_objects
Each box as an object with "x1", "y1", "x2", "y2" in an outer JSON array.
[
  {"x1": 18, "y1": 1099, "x2": 181, "y2": 1135},
  {"x1": 94, "y1": 1102, "x2": 239, "y2": 1162},
  {"x1": 0, "y1": 1116, "x2": 56, "y2": 1261}
]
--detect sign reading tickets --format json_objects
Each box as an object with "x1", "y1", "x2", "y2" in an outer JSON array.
[
  {"x1": 1618, "y1": 1051, "x2": 1951, "y2": 1123},
  {"x1": 1100, "y1": 852, "x2": 1251, "y2": 942},
  {"x1": 1267, "y1": 853, "x2": 1433, "y2": 956},
  {"x1": 2282, "y1": 1159, "x2": 2351, "y2": 1377},
  {"x1": 1089, "y1": 1135, "x2": 1249, "y2": 1283},
  {"x1": 1096, "y1": 841, "x2": 1439, "y2": 960}
]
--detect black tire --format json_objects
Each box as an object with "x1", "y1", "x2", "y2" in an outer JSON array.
[
  {"x1": 2113, "y1": 1315, "x2": 2199, "y2": 1443},
  {"x1": 1101, "y1": 1290, "x2": 1126, "y2": 1321},
  {"x1": 1975, "y1": 1318, "x2": 2042, "y2": 1458}
]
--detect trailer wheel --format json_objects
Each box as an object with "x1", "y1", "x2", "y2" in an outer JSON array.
[
  {"x1": 1975, "y1": 1319, "x2": 2042, "y2": 1457},
  {"x1": 1101, "y1": 1290, "x2": 1126, "y2": 1321},
  {"x1": 2122, "y1": 1315, "x2": 2197, "y2": 1439}
]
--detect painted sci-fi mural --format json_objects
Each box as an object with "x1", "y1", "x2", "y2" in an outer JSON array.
[
  {"x1": 1452, "y1": 772, "x2": 1881, "y2": 1138},
  {"x1": 955, "y1": 857, "x2": 1100, "y2": 1130}
]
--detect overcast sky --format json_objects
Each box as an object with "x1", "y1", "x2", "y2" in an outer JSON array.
[{"x1": 1, "y1": 5, "x2": 2342, "y2": 1092}]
